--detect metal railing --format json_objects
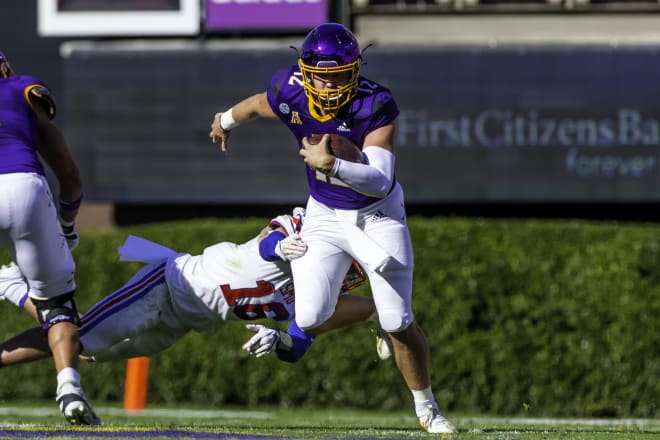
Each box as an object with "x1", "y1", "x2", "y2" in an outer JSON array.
[{"x1": 351, "y1": 0, "x2": 660, "y2": 14}]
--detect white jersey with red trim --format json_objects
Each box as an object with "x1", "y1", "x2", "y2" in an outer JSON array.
[
  {"x1": 166, "y1": 236, "x2": 296, "y2": 330},
  {"x1": 78, "y1": 232, "x2": 296, "y2": 361}
]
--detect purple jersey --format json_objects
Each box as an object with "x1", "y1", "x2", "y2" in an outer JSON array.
[
  {"x1": 0, "y1": 75, "x2": 56, "y2": 175},
  {"x1": 266, "y1": 65, "x2": 399, "y2": 210}
]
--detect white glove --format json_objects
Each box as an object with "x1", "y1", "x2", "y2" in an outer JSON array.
[
  {"x1": 60, "y1": 218, "x2": 79, "y2": 251},
  {"x1": 274, "y1": 234, "x2": 307, "y2": 261},
  {"x1": 242, "y1": 324, "x2": 280, "y2": 358}
]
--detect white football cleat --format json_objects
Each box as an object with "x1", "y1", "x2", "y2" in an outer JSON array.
[
  {"x1": 0, "y1": 262, "x2": 23, "y2": 302},
  {"x1": 418, "y1": 406, "x2": 457, "y2": 434},
  {"x1": 375, "y1": 326, "x2": 393, "y2": 360},
  {"x1": 57, "y1": 392, "x2": 102, "y2": 426}
]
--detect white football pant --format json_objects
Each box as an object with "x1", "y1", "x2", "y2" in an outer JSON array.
[
  {"x1": 0, "y1": 173, "x2": 75, "y2": 300},
  {"x1": 292, "y1": 183, "x2": 414, "y2": 333}
]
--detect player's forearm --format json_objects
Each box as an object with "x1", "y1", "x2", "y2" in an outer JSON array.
[
  {"x1": 35, "y1": 111, "x2": 83, "y2": 206},
  {"x1": 258, "y1": 230, "x2": 307, "y2": 262},
  {"x1": 329, "y1": 146, "x2": 395, "y2": 197},
  {"x1": 221, "y1": 93, "x2": 275, "y2": 129},
  {"x1": 258, "y1": 231, "x2": 287, "y2": 261}
]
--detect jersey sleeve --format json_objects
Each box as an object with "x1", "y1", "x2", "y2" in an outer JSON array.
[
  {"x1": 362, "y1": 90, "x2": 399, "y2": 134},
  {"x1": 266, "y1": 65, "x2": 299, "y2": 119},
  {"x1": 345, "y1": 76, "x2": 400, "y2": 133}
]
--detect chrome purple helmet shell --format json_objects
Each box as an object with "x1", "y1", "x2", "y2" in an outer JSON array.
[
  {"x1": 298, "y1": 23, "x2": 361, "y2": 121},
  {"x1": 300, "y1": 23, "x2": 361, "y2": 68}
]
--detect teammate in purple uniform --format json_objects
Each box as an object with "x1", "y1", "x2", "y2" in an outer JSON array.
[
  {"x1": 208, "y1": 23, "x2": 456, "y2": 434},
  {"x1": 0, "y1": 51, "x2": 99, "y2": 425}
]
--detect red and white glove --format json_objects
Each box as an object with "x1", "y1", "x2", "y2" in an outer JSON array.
[
  {"x1": 274, "y1": 234, "x2": 307, "y2": 261},
  {"x1": 242, "y1": 324, "x2": 281, "y2": 358}
]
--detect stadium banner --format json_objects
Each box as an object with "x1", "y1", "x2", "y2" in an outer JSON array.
[
  {"x1": 61, "y1": 42, "x2": 660, "y2": 203},
  {"x1": 38, "y1": 0, "x2": 200, "y2": 37},
  {"x1": 204, "y1": 0, "x2": 328, "y2": 31}
]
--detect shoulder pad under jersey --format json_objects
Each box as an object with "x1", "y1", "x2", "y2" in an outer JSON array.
[
  {"x1": 25, "y1": 83, "x2": 56, "y2": 119},
  {"x1": 346, "y1": 83, "x2": 397, "y2": 121},
  {"x1": 268, "y1": 65, "x2": 301, "y2": 102}
]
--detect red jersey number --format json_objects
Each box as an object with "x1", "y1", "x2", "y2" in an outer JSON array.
[{"x1": 220, "y1": 280, "x2": 290, "y2": 321}]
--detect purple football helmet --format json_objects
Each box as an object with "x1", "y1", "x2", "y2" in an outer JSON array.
[
  {"x1": 298, "y1": 23, "x2": 361, "y2": 121},
  {"x1": 0, "y1": 51, "x2": 15, "y2": 78}
]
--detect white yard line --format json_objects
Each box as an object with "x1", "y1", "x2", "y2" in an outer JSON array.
[{"x1": 462, "y1": 416, "x2": 659, "y2": 427}]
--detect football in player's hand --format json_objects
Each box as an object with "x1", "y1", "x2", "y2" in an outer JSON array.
[{"x1": 309, "y1": 133, "x2": 365, "y2": 163}]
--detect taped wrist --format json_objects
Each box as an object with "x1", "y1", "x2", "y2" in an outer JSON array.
[
  {"x1": 59, "y1": 217, "x2": 75, "y2": 228},
  {"x1": 276, "y1": 330, "x2": 293, "y2": 350},
  {"x1": 330, "y1": 146, "x2": 395, "y2": 197},
  {"x1": 275, "y1": 319, "x2": 316, "y2": 363},
  {"x1": 220, "y1": 108, "x2": 240, "y2": 130},
  {"x1": 259, "y1": 231, "x2": 287, "y2": 261}
]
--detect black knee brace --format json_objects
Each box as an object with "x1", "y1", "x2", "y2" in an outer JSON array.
[{"x1": 32, "y1": 291, "x2": 81, "y2": 331}]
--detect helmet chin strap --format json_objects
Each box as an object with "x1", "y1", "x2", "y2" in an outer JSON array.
[{"x1": 307, "y1": 99, "x2": 335, "y2": 122}]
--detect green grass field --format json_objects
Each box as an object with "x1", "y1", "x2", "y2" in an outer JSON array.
[{"x1": 0, "y1": 402, "x2": 657, "y2": 439}]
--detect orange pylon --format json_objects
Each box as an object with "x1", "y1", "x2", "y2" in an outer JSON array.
[{"x1": 124, "y1": 357, "x2": 150, "y2": 413}]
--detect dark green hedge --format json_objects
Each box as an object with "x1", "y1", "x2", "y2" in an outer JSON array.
[{"x1": 1, "y1": 217, "x2": 658, "y2": 417}]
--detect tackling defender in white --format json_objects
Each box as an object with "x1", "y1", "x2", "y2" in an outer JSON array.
[{"x1": 0, "y1": 208, "x2": 384, "y2": 368}]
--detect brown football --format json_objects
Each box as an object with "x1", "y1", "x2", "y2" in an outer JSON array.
[{"x1": 308, "y1": 133, "x2": 365, "y2": 163}]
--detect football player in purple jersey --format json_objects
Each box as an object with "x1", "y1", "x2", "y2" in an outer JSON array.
[
  {"x1": 0, "y1": 51, "x2": 99, "y2": 425},
  {"x1": 209, "y1": 23, "x2": 456, "y2": 434}
]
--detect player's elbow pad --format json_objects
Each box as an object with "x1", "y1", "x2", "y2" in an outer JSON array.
[
  {"x1": 258, "y1": 231, "x2": 287, "y2": 261},
  {"x1": 275, "y1": 319, "x2": 316, "y2": 363},
  {"x1": 331, "y1": 146, "x2": 395, "y2": 198}
]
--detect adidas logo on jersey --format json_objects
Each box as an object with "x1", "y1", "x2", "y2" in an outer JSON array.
[{"x1": 365, "y1": 210, "x2": 387, "y2": 225}]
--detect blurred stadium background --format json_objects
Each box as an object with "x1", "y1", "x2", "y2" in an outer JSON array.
[{"x1": 3, "y1": 0, "x2": 660, "y2": 227}]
